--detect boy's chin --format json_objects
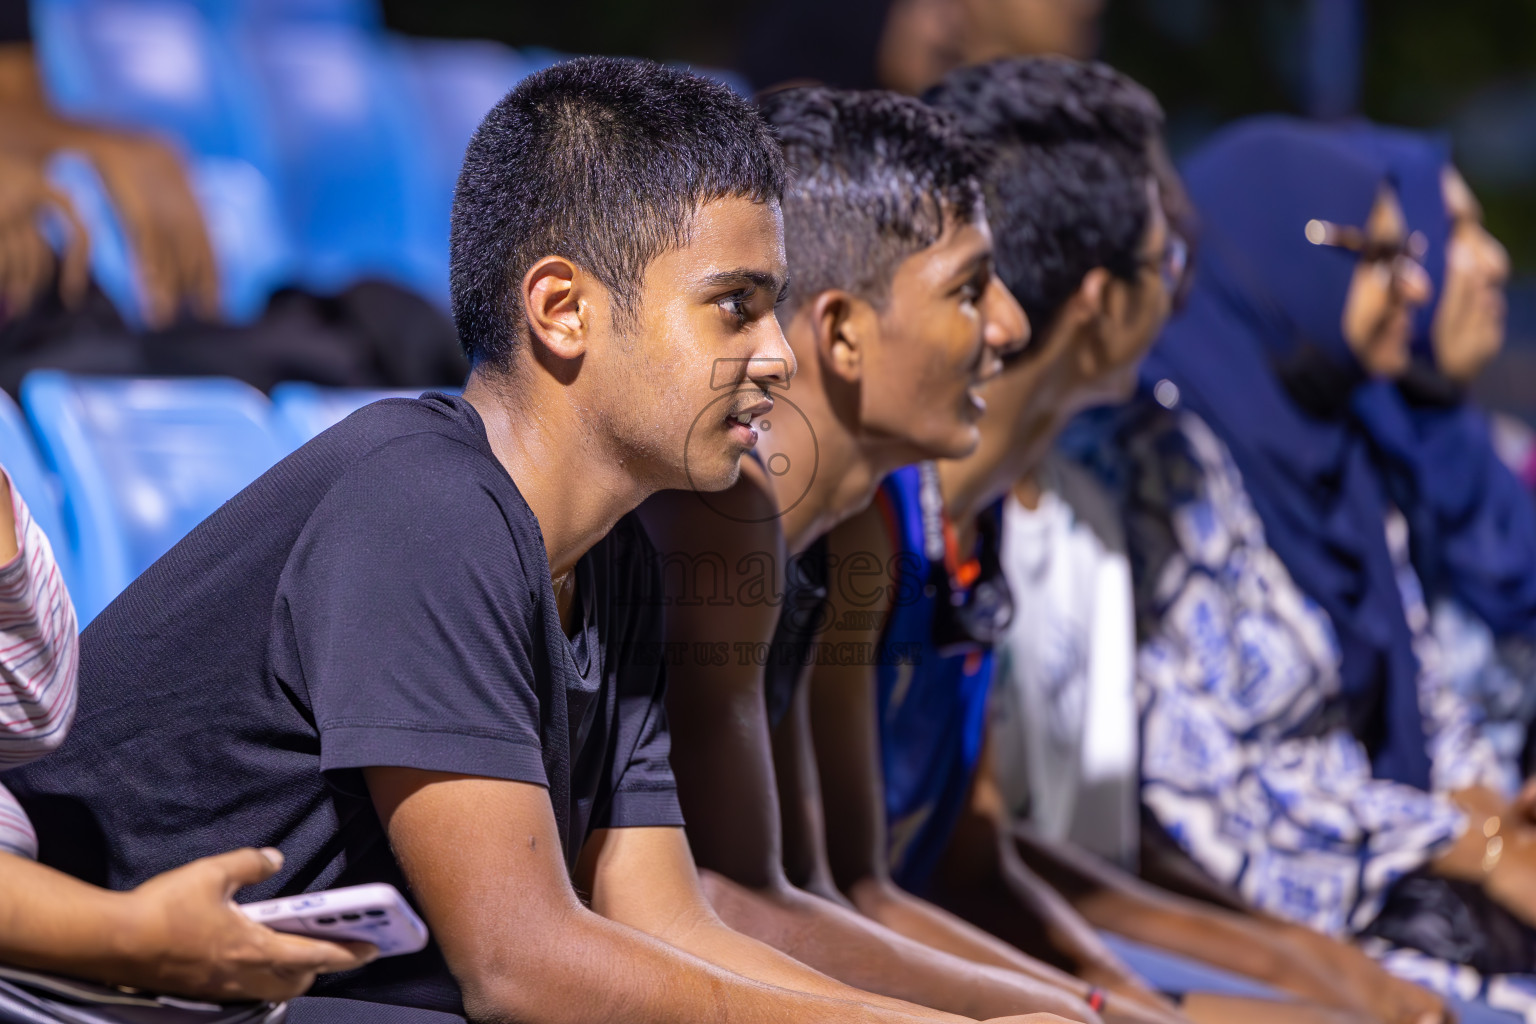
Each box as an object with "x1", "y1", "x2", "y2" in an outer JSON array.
[
  {"x1": 924, "y1": 423, "x2": 982, "y2": 462},
  {"x1": 684, "y1": 454, "x2": 745, "y2": 494}
]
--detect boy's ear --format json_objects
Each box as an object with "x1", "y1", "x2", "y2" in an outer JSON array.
[
  {"x1": 810, "y1": 289, "x2": 877, "y2": 385},
  {"x1": 522, "y1": 255, "x2": 592, "y2": 361},
  {"x1": 1078, "y1": 266, "x2": 1111, "y2": 315},
  {"x1": 1070, "y1": 267, "x2": 1115, "y2": 378}
]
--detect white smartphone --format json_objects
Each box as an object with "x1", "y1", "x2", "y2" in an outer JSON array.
[{"x1": 239, "y1": 882, "x2": 430, "y2": 957}]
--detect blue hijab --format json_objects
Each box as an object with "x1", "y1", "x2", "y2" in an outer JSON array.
[
  {"x1": 1347, "y1": 128, "x2": 1536, "y2": 641},
  {"x1": 1140, "y1": 116, "x2": 1433, "y2": 789}
]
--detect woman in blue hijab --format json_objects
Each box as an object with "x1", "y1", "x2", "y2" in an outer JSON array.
[
  {"x1": 1141, "y1": 116, "x2": 1436, "y2": 791},
  {"x1": 1347, "y1": 129, "x2": 1536, "y2": 793},
  {"x1": 1066, "y1": 115, "x2": 1536, "y2": 1004}
]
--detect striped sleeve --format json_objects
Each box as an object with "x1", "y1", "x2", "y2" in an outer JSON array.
[
  {"x1": 0, "y1": 784, "x2": 36, "y2": 858},
  {"x1": 0, "y1": 466, "x2": 79, "y2": 765}
]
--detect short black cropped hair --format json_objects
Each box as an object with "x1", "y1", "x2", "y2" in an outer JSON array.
[
  {"x1": 927, "y1": 58, "x2": 1164, "y2": 333},
  {"x1": 757, "y1": 86, "x2": 985, "y2": 316},
  {"x1": 450, "y1": 57, "x2": 786, "y2": 369}
]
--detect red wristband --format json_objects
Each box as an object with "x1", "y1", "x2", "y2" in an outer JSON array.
[{"x1": 1086, "y1": 988, "x2": 1107, "y2": 1013}]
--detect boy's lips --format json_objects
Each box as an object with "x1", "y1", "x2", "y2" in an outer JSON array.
[
  {"x1": 724, "y1": 391, "x2": 774, "y2": 446},
  {"x1": 965, "y1": 384, "x2": 987, "y2": 418}
]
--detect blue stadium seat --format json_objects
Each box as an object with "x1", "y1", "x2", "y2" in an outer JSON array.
[
  {"x1": 402, "y1": 39, "x2": 535, "y2": 166},
  {"x1": 397, "y1": 38, "x2": 534, "y2": 301},
  {"x1": 20, "y1": 372, "x2": 294, "y2": 624},
  {"x1": 33, "y1": 0, "x2": 268, "y2": 164},
  {"x1": 270, "y1": 381, "x2": 446, "y2": 444},
  {"x1": 192, "y1": 0, "x2": 382, "y2": 30},
  {"x1": 32, "y1": 0, "x2": 295, "y2": 322},
  {"x1": 0, "y1": 390, "x2": 79, "y2": 603},
  {"x1": 238, "y1": 22, "x2": 443, "y2": 304}
]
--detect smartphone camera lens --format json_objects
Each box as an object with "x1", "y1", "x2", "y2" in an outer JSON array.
[
  {"x1": 316, "y1": 917, "x2": 337, "y2": 925},
  {"x1": 365, "y1": 909, "x2": 386, "y2": 917},
  {"x1": 340, "y1": 913, "x2": 362, "y2": 921}
]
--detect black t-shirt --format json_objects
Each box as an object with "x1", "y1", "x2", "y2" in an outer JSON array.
[
  {"x1": 7, "y1": 394, "x2": 682, "y2": 1014},
  {"x1": 763, "y1": 536, "x2": 829, "y2": 729}
]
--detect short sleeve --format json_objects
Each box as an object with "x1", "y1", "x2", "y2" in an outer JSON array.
[
  {"x1": 592, "y1": 520, "x2": 683, "y2": 830},
  {"x1": 0, "y1": 466, "x2": 79, "y2": 768},
  {"x1": 273, "y1": 435, "x2": 550, "y2": 788}
]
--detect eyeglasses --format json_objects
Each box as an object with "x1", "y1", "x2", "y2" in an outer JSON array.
[
  {"x1": 1140, "y1": 233, "x2": 1189, "y2": 298},
  {"x1": 1305, "y1": 218, "x2": 1428, "y2": 283}
]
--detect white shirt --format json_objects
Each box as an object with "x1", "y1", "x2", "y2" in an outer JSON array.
[{"x1": 991, "y1": 453, "x2": 1139, "y2": 867}]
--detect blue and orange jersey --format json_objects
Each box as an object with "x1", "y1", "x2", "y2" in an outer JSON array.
[{"x1": 874, "y1": 464, "x2": 996, "y2": 895}]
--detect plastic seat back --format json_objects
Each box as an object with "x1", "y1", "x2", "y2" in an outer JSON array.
[
  {"x1": 0, "y1": 390, "x2": 79, "y2": 601},
  {"x1": 45, "y1": 150, "x2": 294, "y2": 327},
  {"x1": 396, "y1": 38, "x2": 533, "y2": 310},
  {"x1": 21, "y1": 372, "x2": 293, "y2": 623},
  {"x1": 32, "y1": 0, "x2": 264, "y2": 162},
  {"x1": 192, "y1": 0, "x2": 382, "y2": 30},
  {"x1": 240, "y1": 22, "x2": 440, "y2": 302},
  {"x1": 270, "y1": 382, "x2": 442, "y2": 445}
]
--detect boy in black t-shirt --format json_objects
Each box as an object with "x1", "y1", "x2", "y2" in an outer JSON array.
[{"x1": 7, "y1": 59, "x2": 1039, "y2": 1024}]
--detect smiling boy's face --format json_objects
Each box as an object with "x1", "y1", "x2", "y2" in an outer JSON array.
[
  {"x1": 858, "y1": 212, "x2": 1030, "y2": 463},
  {"x1": 583, "y1": 195, "x2": 794, "y2": 494}
]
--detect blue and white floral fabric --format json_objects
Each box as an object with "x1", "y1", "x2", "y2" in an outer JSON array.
[
  {"x1": 1069, "y1": 399, "x2": 1536, "y2": 1016},
  {"x1": 1082, "y1": 403, "x2": 1465, "y2": 937},
  {"x1": 1422, "y1": 597, "x2": 1536, "y2": 794},
  {"x1": 1393, "y1": 512, "x2": 1523, "y2": 800}
]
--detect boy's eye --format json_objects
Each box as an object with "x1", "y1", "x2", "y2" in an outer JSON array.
[{"x1": 720, "y1": 295, "x2": 750, "y2": 321}]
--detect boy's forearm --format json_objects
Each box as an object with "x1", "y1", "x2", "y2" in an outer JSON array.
[
  {"x1": 849, "y1": 875, "x2": 1089, "y2": 994},
  {"x1": 701, "y1": 868, "x2": 1099, "y2": 1024},
  {"x1": 1010, "y1": 830, "x2": 1290, "y2": 983},
  {"x1": 483, "y1": 903, "x2": 956, "y2": 1024},
  {"x1": 657, "y1": 899, "x2": 974, "y2": 1023},
  {"x1": 930, "y1": 815, "x2": 1141, "y2": 988}
]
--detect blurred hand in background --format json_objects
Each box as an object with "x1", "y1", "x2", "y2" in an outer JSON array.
[
  {"x1": 0, "y1": 149, "x2": 87, "y2": 318},
  {"x1": 0, "y1": 42, "x2": 217, "y2": 327}
]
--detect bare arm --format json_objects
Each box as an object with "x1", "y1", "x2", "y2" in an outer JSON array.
[
  {"x1": 704, "y1": 864, "x2": 1102, "y2": 1023},
  {"x1": 0, "y1": 848, "x2": 373, "y2": 1002},
  {"x1": 775, "y1": 657, "x2": 855, "y2": 904},
  {"x1": 366, "y1": 768, "x2": 984, "y2": 1024},
  {"x1": 575, "y1": 824, "x2": 990, "y2": 1022},
  {"x1": 636, "y1": 478, "x2": 790, "y2": 890}
]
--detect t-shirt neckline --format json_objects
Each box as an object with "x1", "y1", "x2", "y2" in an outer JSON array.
[{"x1": 447, "y1": 391, "x2": 600, "y2": 678}]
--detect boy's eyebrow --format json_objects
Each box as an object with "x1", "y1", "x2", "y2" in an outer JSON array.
[
  {"x1": 700, "y1": 268, "x2": 788, "y2": 296},
  {"x1": 946, "y1": 247, "x2": 994, "y2": 285}
]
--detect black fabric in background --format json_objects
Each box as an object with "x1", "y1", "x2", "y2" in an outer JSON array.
[
  {"x1": 0, "y1": 277, "x2": 469, "y2": 397},
  {"x1": 1363, "y1": 870, "x2": 1536, "y2": 975},
  {"x1": 141, "y1": 280, "x2": 469, "y2": 392}
]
